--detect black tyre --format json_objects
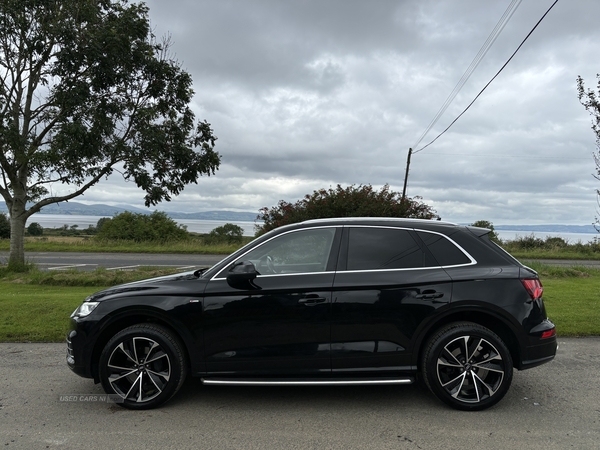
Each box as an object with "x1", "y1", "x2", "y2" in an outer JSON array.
[
  {"x1": 421, "y1": 322, "x2": 513, "y2": 411},
  {"x1": 99, "y1": 324, "x2": 187, "y2": 410}
]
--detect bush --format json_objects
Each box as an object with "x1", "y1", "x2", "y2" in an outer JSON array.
[
  {"x1": 256, "y1": 184, "x2": 439, "y2": 235},
  {"x1": 96, "y1": 217, "x2": 110, "y2": 232},
  {"x1": 470, "y1": 220, "x2": 500, "y2": 243},
  {"x1": 95, "y1": 211, "x2": 188, "y2": 242},
  {"x1": 205, "y1": 223, "x2": 244, "y2": 244},
  {"x1": 510, "y1": 234, "x2": 546, "y2": 250},
  {"x1": 0, "y1": 213, "x2": 10, "y2": 239},
  {"x1": 27, "y1": 222, "x2": 44, "y2": 236},
  {"x1": 501, "y1": 235, "x2": 600, "y2": 254}
]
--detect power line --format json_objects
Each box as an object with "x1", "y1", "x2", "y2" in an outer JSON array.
[
  {"x1": 422, "y1": 152, "x2": 589, "y2": 160},
  {"x1": 411, "y1": 0, "x2": 523, "y2": 150},
  {"x1": 413, "y1": 0, "x2": 560, "y2": 154}
]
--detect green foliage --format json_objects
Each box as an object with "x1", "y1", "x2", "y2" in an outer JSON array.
[
  {"x1": 96, "y1": 217, "x2": 110, "y2": 232},
  {"x1": 256, "y1": 184, "x2": 440, "y2": 235},
  {"x1": 95, "y1": 211, "x2": 188, "y2": 242},
  {"x1": 503, "y1": 234, "x2": 600, "y2": 256},
  {"x1": 26, "y1": 222, "x2": 44, "y2": 236},
  {"x1": 0, "y1": 0, "x2": 220, "y2": 265},
  {"x1": 5, "y1": 259, "x2": 37, "y2": 273},
  {"x1": 206, "y1": 223, "x2": 244, "y2": 244},
  {"x1": 469, "y1": 220, "x2": 500, "y2": 243},
  {"x1": 0, "y1": 213, "x2": 10, "y2": 239},
  {"x1": 577, "y1": 75, "x2": 600, "y2": 231}
]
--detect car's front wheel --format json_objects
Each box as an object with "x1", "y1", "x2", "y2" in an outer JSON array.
[
  {"x1": 421, "y1": 322, "x2": 513, "y2": 411},
  {"x1": 99, "y1": 324, "x2": 187, "y2": 410}
]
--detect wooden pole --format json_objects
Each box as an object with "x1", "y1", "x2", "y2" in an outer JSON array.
[{"x1": 401, "y1": 147, "x2": 412, "y2": 202}]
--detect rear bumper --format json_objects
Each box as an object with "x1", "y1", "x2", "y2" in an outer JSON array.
[{"x1": 517, "y1": 319, "x2": 557, "y2": 370}]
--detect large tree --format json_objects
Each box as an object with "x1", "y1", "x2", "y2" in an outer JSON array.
[
  {"x1": 0, "y1": 0, "x2": 220, "y2": 267},
  {"x1": 577, "y1": 75, "x2": 600, "y2": 231},
  {"x1": 256, "y1": 184, "x2": 440, "y2": 235}
]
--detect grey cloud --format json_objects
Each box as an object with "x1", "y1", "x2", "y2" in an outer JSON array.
[{"x1": 69, "y1": 0, "x2": 600, "y2": 226}]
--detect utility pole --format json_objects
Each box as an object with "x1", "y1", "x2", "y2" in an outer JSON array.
[{"x1": 401, "y1": 147, "x2": 412, "y2": 202}]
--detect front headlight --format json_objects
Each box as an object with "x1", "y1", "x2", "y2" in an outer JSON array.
[{"x1": 71, "y1": 301, "x2": 99, "y2": 318}]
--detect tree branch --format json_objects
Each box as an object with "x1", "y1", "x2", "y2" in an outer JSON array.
[{"x1": 26, "y1": 164, "x2": 115, "y2": 218}]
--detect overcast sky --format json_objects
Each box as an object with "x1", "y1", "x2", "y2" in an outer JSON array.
[{"x1": 79, "y1": 0, "x2": 600, "y2": 225}]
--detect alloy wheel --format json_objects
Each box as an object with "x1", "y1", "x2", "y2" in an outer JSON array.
[
  {"x1": 106, "y1": 337, "x2": 172, "y2": 403},
  {"x1": 436, "y1": 335, "x2": 505, "y2": 404}
]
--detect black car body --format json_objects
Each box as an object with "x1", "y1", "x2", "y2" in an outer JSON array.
[{"x1": 67, "y1": 218, "x2": 557, "y2": 410}]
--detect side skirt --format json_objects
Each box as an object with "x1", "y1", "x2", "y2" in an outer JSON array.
[{"x1": 201, "y1": 377, "x2": 414, "y2": 386}]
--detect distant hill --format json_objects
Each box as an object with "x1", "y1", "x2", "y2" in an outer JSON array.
[
  {"x1": 0, "y1": 201, "x2": 258, "y2": 222},
  {"x1": 1, "y1": 201, "x2": 596, "y2": 231}
]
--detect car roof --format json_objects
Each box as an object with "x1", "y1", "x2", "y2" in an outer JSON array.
[{"x1": 298, "y1": 217, "x2": 459, "y2": 230}]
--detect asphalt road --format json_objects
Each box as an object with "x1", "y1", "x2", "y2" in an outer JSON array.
[
  {"x1": 1, "y1": 251, "x2": 599, "y2": 271},
  {"x1": 1, "y1": 338, "x2": 599, "y2": 449}
]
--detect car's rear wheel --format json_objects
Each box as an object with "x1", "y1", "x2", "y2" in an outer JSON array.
[
  {"x1": 421, "y1": 322, "x2": 513, "y2": 411},
  {"x1": 99, "y1": 324, "x2": 187, "y2": 410}
]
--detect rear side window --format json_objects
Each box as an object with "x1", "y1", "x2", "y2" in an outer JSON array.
[
  {"x1": 347, "y1": 227, "x2": 424, "y2": 270},
  {"x1": 417, "y1": 231, "x2": 471, "y2": 266}
]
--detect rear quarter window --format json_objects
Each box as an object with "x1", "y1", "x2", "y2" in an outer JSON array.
[{"x1": 417, "y1": 231, "x2": 471, "y2": 266}]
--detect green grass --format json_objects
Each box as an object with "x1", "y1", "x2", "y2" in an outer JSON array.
[
  {"x1": 521, "y1": 261, "x2": 600, "y2": 336},
  {"x1": 0, "y1": 266, "x2": 183, "y2": 286},
  {"x1": 542, "y1": 277, "x2": 600, "y2": 336},
  {"x1": 0, "y1": 264, "x2": 598, "y2": 342},
  {"x1": 0, "y1": 236, "x2": 253, "y2": 255},
  {"x1": 0, "y1": 267, "x2": 184, "y2": 341},
  {"x1": 0, "y1": 284, "x2": 105, "y2": 342},
  {"x1": 510, "y1": 250, "x2": 600, "y2": 261}
]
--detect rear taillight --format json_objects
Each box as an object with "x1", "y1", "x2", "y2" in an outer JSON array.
[{"x1": 521, "y1": 279, "x2": 543, "y2": 300}]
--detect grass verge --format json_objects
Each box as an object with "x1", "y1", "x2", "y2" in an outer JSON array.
[
  {"x1": 0, "y1": 284, "x2": 105, "y2": 342},
  {"x1": 0, "y1": 236, "x2": 252, "y2": 255},
  {"x1": 519, "y1": 261, "x2": 600, "y2": 336},
  {"x1": 0, "y1": 267, "x2": 183, "y2": 342},
  {"x1": 0, "y1": 266, "x2": 183, "y2": 286},
  {"x1": 0, "y1": 264, "x2": 598, "y2": 342}
]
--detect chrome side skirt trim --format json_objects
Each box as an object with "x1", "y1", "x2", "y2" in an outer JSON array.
[{"x1": 201, "y1": 378, "x2": 413, "y2": 386}]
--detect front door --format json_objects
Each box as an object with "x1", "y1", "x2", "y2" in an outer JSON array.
[{"x1": 202, "y1": 226, "x2": 341, "y2": 376}]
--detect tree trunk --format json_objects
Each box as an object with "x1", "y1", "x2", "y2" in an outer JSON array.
[{"x1": 8, "y1": 204, "x2": 28, "y2": 269}]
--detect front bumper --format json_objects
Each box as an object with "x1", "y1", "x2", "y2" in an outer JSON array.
[{"x1": 66, "y1": 322, "x2": 96, "y2": 379}]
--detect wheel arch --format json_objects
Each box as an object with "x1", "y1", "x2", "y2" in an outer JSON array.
[
  {"x1": 90, "y1": 308, "x2": 198, "y2": 383},
  {"x1": 412, "y1": 308, "x2": 522, "y2": 371}
]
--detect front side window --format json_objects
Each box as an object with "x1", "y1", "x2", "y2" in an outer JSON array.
[
  {"x1": 347, "y1": 227, "x2": 424, "y2": 270},
  {"x1": 219, "y1": 227, "x2": 337, "y2": 277}
]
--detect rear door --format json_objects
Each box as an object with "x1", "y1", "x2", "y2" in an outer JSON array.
[{"x1": 331, "y1": 226, "x2": 453, "y2": 372}]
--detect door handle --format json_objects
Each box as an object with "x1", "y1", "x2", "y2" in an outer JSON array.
[
  {"x1": 298, "y1": 295, "x2": 326, "y2": 305},
  {"x1": 415, "y1": 290, "x2": 444, "y2": 300}
]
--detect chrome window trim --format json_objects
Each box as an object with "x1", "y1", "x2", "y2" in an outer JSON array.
[
  {"x1": 343, "y1": 225, "x2": 477, "y2": 270},
  {"x1": 211, "y1": 225, "x2": 339, "y2": 281},
  {"x1": 211, "y1": 224, "x2": 478, "y2": 281}
]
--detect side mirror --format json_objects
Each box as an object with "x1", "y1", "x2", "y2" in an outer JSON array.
[{"x1": 226, "y1": 261, "x2": 261, "y2": 290}]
